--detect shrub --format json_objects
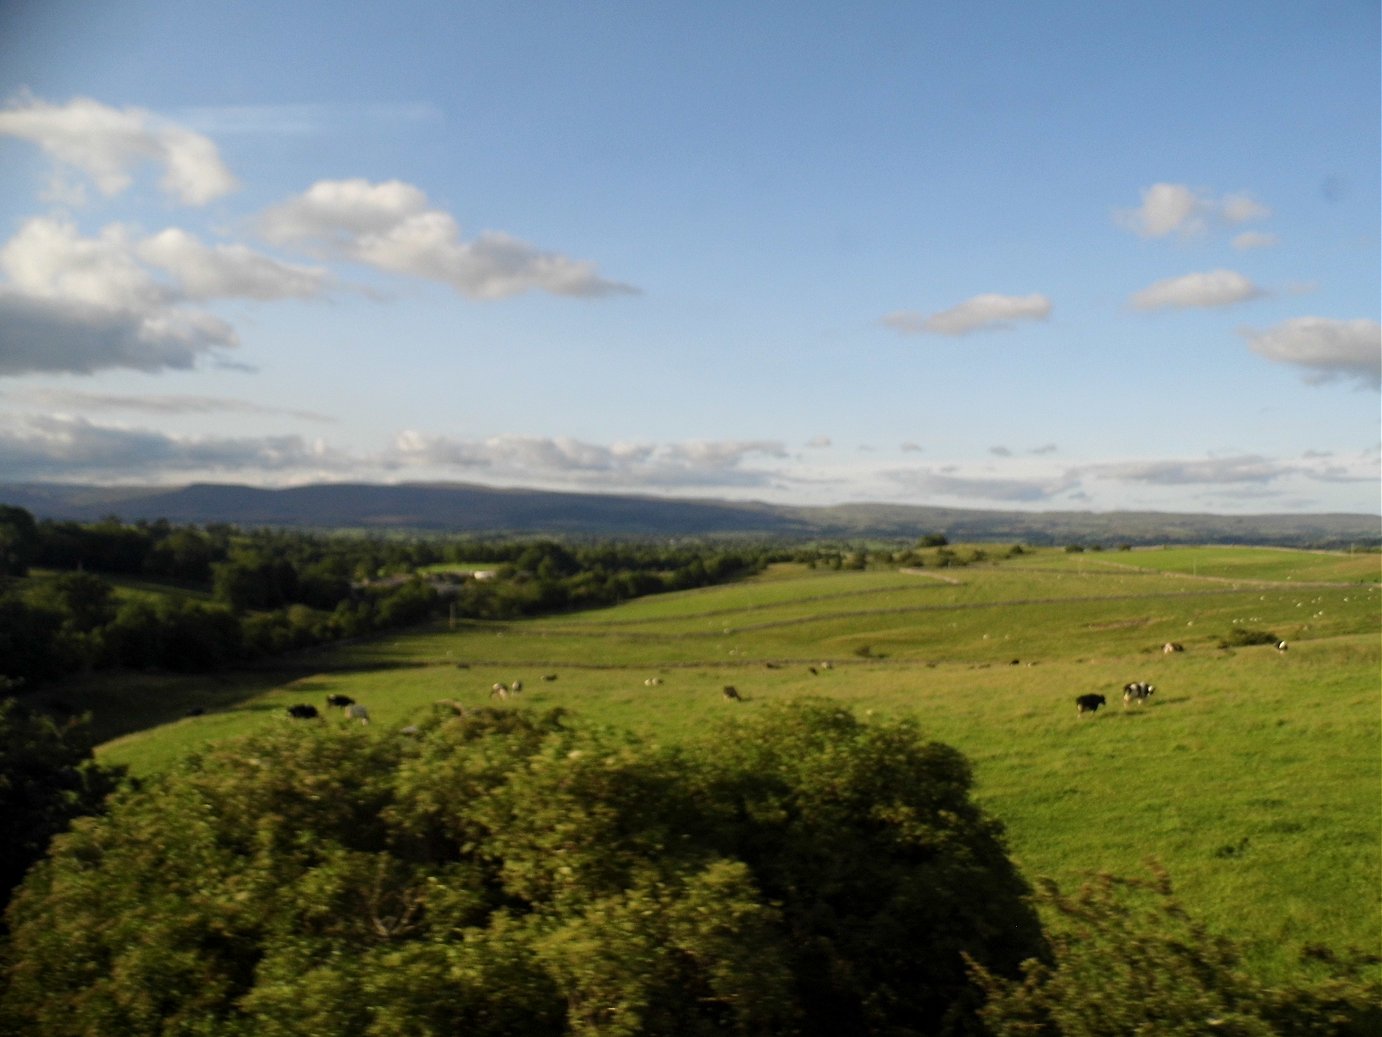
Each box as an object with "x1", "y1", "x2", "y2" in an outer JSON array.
[
  {"x1": 1221, "y1": 627, "x2": 1281, "y2": 648},
  {"x1": 2, "y1": 703, "x2": 1042, "y2": 1036},
  {"x1": 968, "y1": 864, "x2": 1382, "y2": 1036}
]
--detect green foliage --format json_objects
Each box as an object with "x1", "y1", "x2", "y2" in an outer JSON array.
[
  {"x1": 0, "y1": 506, "x2": 38, "y2": 577},
  {"x1": 0, "y1": 699, "x2": 123, "y2": 913},
  {"x1": 1221, "y1": 627, "x2": 1282, "y2": 648},
  {"x1": 968, "y1": 865, "x2": 1382, "y2": 1036},
  {"x1": 1, "y1": 703, "x2": 1041, "y2": 1036}
]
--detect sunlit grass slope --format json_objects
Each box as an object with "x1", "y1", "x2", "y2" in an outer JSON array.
[{"x1": 93, "y1": 547, "x2": 1381, "y2": 981}]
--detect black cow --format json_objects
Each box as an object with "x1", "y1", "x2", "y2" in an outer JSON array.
[
  {"x1": 722, "y1": 685, "x2": 743, "y2": 701},
  {"x1": 1075, "y1": 694, "x2": 1106, "y2": 715},
  {"x1": 326, "y1": 694, "x2": 355, "y2": 708},
  {"x1": 1122, "y1": 681, "x2": 1155, "y2": 705},
  {"x1": 287, "y1": 704, "x2": 319, "y2": 719}
]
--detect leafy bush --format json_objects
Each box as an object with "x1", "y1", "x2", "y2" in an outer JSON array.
[
  {"x1": 0, "y1": 700, "x2": 123, "y2": 913},
  {"x1": 968, "y1": 864, "x2": 1381, "y2": 1036},
  {"x1": 1, "y1": 702, "x2": 1042, "y2": 1036},
  {"x1": 1221, "y1": 627, "x2": 1281, "y2": 648}
]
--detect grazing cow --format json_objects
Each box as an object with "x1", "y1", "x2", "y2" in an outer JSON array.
[
  {"x1": 820, "y1": 661, "x2": 832, "y2": 670},
  {"x1": 541, "y1": 673, "x2": 558, "y2": 681},
  {"x1": 1122, "y1": 681, "x2": 1155, "y2": 706},
  {"x1": 1163, "y1": 642, "x2": 1185, "y2": 654},
  {"x1": 722, "y1": 685, "x2": 743, "y2": 701},
  {"x1": 1276, "y1": 640, "x2": 1288, "y2": 652},
  {"x1": 490, "y1": 683, "x2": 509, "y2": 700},
  {"x1": 326, "y1": 693, "x2": 355, "y2": 708},
  {"x1": 643, "y1": 677, "x2": 663, "y2": 687},
  {"x1": 807, "y1": 666, "x2": 818, "y2": 675},
  {"x1": 346, "y1": 703, "x2": 370, "y2": 724},
  {"x1": 1075, "y1": 694, "x2": 1106, "y2": 715},
  {"x1": 287, "y1": 704, "x2": 319, "y2": 720},
  {"x1": 509, "y1": 679, "x2": 523, "y2": 693}
]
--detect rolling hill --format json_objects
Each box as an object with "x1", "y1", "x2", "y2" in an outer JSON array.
[{"x1": 2, "y1": 480, "x2": 1378, "y2": 547}]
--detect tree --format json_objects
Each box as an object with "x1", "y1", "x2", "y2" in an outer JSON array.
[
  {"x1": 0, "y1": 506, "x2": 38, "y2": 577},
  {"x1": 0, "y1": 699, "x2": 123, "y2": 913},
  {"x1": 2, "y1": 704, "x2": 1043, "y2": 1036}
]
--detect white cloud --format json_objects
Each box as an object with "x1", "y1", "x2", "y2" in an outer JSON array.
[
  {"x1": 0, "y1": 93, "x2": 238, "y2": 204},
  {"x1": 1116, "y1": 182, "x2": 1206, "y2": 238},
  {"x1": 137, "y1": 228, "x2": 328, "y2": 300},
  {"x1": 1130, "y1": 269, "x2": 1263, "y2": 310},
  {"x1": 1241, "y1": 317, "x2": 1382, "y2": 389},
  {"x1": 391, "y1": 432, "x2": 787, "y2": 489},
  {"x1": 1, "y1": 216, "x2": 164, "y2": 310},
  {"x1": 883, "y1": 292, "x2": 1051, "y2": 336},
  {"x1": 0, "y1": 414, "x2": 338, "y2": 479},
  {"x1": 1115, "y1": 183, "x2": 1272, "y2": 239},
  {"x1": 806, "y1": 436, "x2": 832, "y2": 449},
  {"x1": 1232, "y1": 231, "x2": 1278, "y2": 251},
  {"x1": 0, "y1": 217, "x2": 332, "y2": 377},
  {"x1": 258, "y1": 178, "x2": 637, "y2": 299},
  {"x1": 0, "y1": 289, "x2": 236, "y2": 377}
]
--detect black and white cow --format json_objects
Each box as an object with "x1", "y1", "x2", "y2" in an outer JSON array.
[
  {"x1": 326, "y1": 693, "x2": 355, "y2": 709},
  {"x1": 287, "y1": 703, "x2": 319, "y2": 719},
  {"x1": 722, "y1": 685, "x2": 743, "y2": 701},
  {"x1": 1122, "y1": 681, "x2": 1155, "y2": 706}
]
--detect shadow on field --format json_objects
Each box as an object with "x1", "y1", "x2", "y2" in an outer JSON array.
[{"x1": 26, "y1": 653, "x2": 442, "y2": 745}]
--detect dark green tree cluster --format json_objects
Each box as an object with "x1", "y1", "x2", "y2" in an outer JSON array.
[
  {"x1": 0, "y1": 507, "x2": 780, "y2": 687},
  {"x1": 1, "y1": 702, "x2": 1043, "y2": 1036},
  {"x1": 0, "y1": 698, "x2": 123, "y2": 913}
]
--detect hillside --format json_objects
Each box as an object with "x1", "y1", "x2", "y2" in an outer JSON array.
[{"x1": 3, "y1": 480, "x2": 1378, "y2": 547}]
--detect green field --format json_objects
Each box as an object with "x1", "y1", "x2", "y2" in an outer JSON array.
[{"x1": 79, "y1": 546, "x2": 1382, "y2": 982}]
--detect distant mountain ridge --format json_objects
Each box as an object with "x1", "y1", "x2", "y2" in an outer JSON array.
[{"x1": 2, "y1": 481, "x2": 1378, "y2": 548}]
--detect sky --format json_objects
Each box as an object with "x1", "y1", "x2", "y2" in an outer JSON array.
[{"x1": 0, "y1": 0, "x2": 1378, "y2": 516}]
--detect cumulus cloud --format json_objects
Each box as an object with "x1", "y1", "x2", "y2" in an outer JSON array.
[
  {"x1": 0, "y1": 217, "x2": 332, "y2": 377},
  {"x1": 136, "y1": 228, "x2": 327, "y2": 300},
  {"x1": 0, "y1": 290, "x2": 236, "y2": 376},
  {"x1": 1115, "y1": 183, "x2": 1272, "y2": 239},
  {"x1": 258, "y1": 178, "x2": 637, "y2": 299},
  {"x1": 882, "y1": 292, "x2": 1051, "y2": 336},
  {"x1": 0, "y1": 414, "x2": 339, "y2": 480},
  {"x1": 0, "y1": 93, "x2": 238, "y2": 204},
  {"x1": 391, "y1": 432, "x2": 787, "y2": 488},
  {"x1": 806, "y1": 436, "x2": 832, "y2": 449},
  {"x1": 1130, "y1": 269, "x2": 1263, "y2": 311},
  {"x1": 1241, "y1": 317, "x2": 1382, "y2": 389}
]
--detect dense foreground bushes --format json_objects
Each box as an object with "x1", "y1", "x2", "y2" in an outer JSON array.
[{"x1": 2, "y1": 702, "x2": 1043, "y2": 1036}]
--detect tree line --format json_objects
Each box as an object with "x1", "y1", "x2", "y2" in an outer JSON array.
[{"x1": 0, "y1": 505, "x2": 787, "y2": 687}]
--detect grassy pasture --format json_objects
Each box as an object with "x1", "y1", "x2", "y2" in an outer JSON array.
[{"x1": 84, "y1": 547, "x2": 1382, "y2": 981}]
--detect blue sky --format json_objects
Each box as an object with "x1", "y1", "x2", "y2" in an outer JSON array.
[{"x1": 0, "y1": 0, "x2": 1378, "y2": 515}]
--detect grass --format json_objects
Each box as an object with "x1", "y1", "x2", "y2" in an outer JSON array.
[{"x1": 53, "y1": 545, "x2": 1382, "y2": 982}]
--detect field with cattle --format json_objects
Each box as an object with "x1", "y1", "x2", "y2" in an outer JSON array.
[{"x1": 82, "y1": 545, "x2": 1381, "y2": 983}]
